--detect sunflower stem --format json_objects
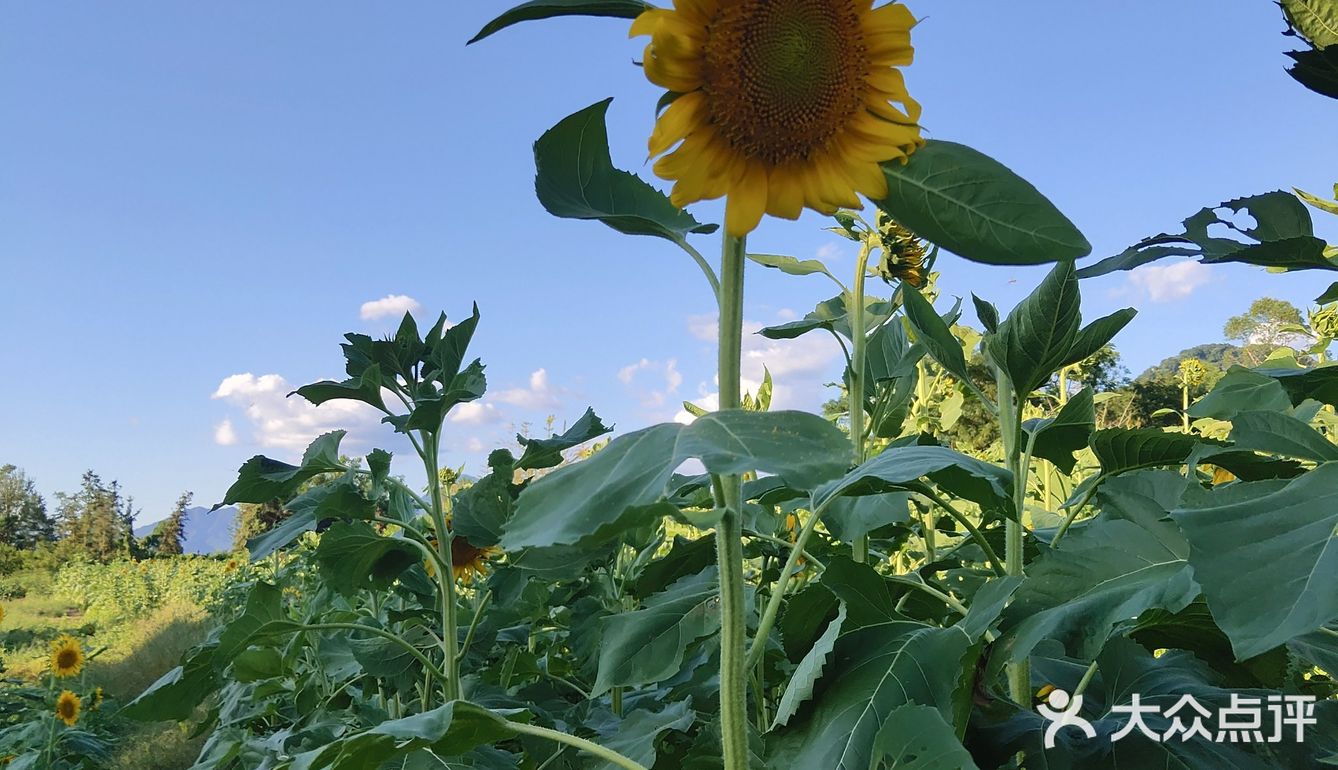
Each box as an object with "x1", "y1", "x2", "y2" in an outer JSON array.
[
  {"x1": 848, "y1": 240, "x2": 873, "y2": 563},
  {"x1": 715, "y1": 232, "x2": 750, "y2": 770},
  {"x1": 424, "y1": 435, "x2": 461, "y2": 702},
  {"x1": 996, "y1": 369, "x2": 1030, "y2": 706}
]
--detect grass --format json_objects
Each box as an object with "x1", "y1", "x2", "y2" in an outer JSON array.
[{"x1": 1, "y1": 572, "x2": 214, "y2": 769}]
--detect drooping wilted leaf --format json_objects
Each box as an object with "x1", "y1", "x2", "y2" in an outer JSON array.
[
  {"x1": 875, "y1": 140, "x2": 1091, "y2": 266},
  {"x1": 513, "y1": 407, "x2": 612, "y2": 471},
  {"x1": 467, "y1": 0, "x2": 651, "y2": 45},
  {"x1": 532, "y1": 99, "x2": 716, "y2": 242},
  {"x1": 1079, "y1": 191, "x2": 1333, "y2": 278}
]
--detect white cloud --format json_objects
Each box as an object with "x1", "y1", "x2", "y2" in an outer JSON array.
[
  {"x1": 1128, "y1": 261, "x2": 1211, "y2": 302},
  {"x1": 213, "y1": 419, "x2": 239, "y2": 446},
  {"x1": 211, "y1": 372, "x2": 382, "y2": 453},
  {"x1": 687, "y1": 314, "x2": 718, "y2": 341},
  {"x1": 816, "y1": 242, "x2": 845, "y2": 261},
  {"x1": 674, "y1": 314, "x2": 842, "y2": 422},
  {"x1": 360, "y1": 294, "x2": 422, "y2": 321},
  {"x1": 493, "y1": 369, "x2": 562, "y2": 411},
  {"x1": 449, "y1": 401, "x2": 502, "y2": 425},
  {"x1": 619, "y1": 358, "x2": 684, "y2": 409}
]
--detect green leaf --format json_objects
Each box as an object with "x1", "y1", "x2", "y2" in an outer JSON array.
[
  {"x1": 315, "y1": 522, "x2": 421, "y2": 597},
  {"x1": 955, "y1": 577, "x2": 1023, "y2": 642},
  {"x1": 1188, "y1": 366, "x2": 1294, "y2": 419},
  {"x1": 592, "y1": 567, "x2": 721, "y2": 695},
  {"x1": 985, "y1": 260, "x2": 1082, "y2": 395},
  {"x1": 815, "y1": 445, "x2": 1014, "y2": 519},
  {"x1": 1089, "y1": 428, "x2": 1211, "y2": 478},
  {"x1": 424, "y1": 303, "x2": 481, "y2": 387},
  {"x1": 759, "y1": 294, "x2": 894, "y2": 342},
  {"x1": 747, "y1": 253, "x2": 838, "y2": 283},
  {"x1": 875, "y1": 140, "x2": 1091, "y2": 266},
  {"x1": 903, "y1": 286, "x2": 973, "y2": 387},
  {"x1": 1022, "y1": 387, "x2": 1095, "y2": 475},
  {"x1": 220, "y1": 431, "x2": 348, "y2": 506},
  {"x1": 1297, "y1": 185, "x2": 1338, "y2": 217},
  {"x1": 1173, "y1": 464, "x2": 1338, "y2": 658},
  {"x1": 1318, "y1": 280, "x2": 1338, "y2": 305},
  {"x1": 772, "y1": 603, "x2": 846, "y2": 729},
  {"x1": 971, "y1": 294, "x2": 999, "y2": 334},
  {"x1": 503, "y1": 411, "x2": 848, "y2": 549},
  {"x1": 1256, "y1": 363, "x2": 1338, "y2": 408},
  {"x1": 294, "y1": 367, "x2": 388, "y2": 412},
  {"x1": 820, "y1": 557, "x2": 905, "y2": 630},
  {"x1": 591, "y1": 700, "x2": 695, "y2": 770},
  {"x1": 533, "y1": 99, "x2": 715, "y2": 242},
  {"x1": 1287, "y1": 44, "x2": 1338, "y2": 99},
  {"x1": 1079, "y1": 191, "x2": 1332, "y2": 278},
  {"x1": 467, "y1": 0, "x2": 650, "y2": 45},
  {"x1": 231, "y1": 646, "x2": 285, "y2": 683},
  {"x1": 632, "y1": 533, "x2": 716, "y2": 599},
  {"x1": 822, "y1": 493, "x2": 912, "y2": 544},
  {"x1": 1059, "y1": 308, "x2": 1138, "y2": 370},
  {"x1": 1282, "y1": 0, "x2": 1338, "y2": 47},
  {"x1": 215, "y1": 583, "x2": 301, "y2": 667},
  {"x1": 121, "y1": 644, "x2": 219, "y2": 721},
  {"x1": 1227, "y1": 410, "x2": 1338, "y2": 462},
  {"x1": 288, "y1": 701, "x2": 528, "y2": 770},
  {"x1": 452, "y1": 451, "x2": 515, "y2": 548},
  {"x1": 767, "y1": 622, "x2": 975, "y2": 770},
  {"x1": 514, "y1": 407, "x2": 612, "y2": 471},
  {"x1": 1003, "y1": 473, "x2": 1196, "y2": 662},
  {"x1": 871, "y1": 705, "x2": 980, "y2": 770}
]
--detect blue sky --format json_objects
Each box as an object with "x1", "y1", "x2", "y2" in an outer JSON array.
[{"x1": 2, "y1": 1, "x2": 1335, "y2": 525}]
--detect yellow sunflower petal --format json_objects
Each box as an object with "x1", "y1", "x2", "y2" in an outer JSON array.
[
  {"x1": 725, "y1": 162, "x2": 768, "y2": 236},
  {"x1": 648, "y1": 91, "x2": 707, "y2": 156}
]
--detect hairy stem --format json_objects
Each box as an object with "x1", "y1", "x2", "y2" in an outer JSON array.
[
  {"x1": 715, "y1": 233, "x2": 750, "y2": 770},
  {"x1": 508, "y1": 722, "x2": 650, "y2": 770},
  {"x1": 996, "y1": 369, "x2": 1030, "y2": 706},
  {"x1": 848, "y1": 241, "x2": 874, "y2": 563},
  {"x1": 424, "y1": 437, "x2": 461, "y2": 702}
]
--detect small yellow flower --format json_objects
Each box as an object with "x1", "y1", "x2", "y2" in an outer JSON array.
[
  {"x1": 91, "y1": 686, "x2": 104, "y2": 711},
  {"x1": 56, "y1": 690, "x2": 81, "y2": 727},
  {"x1": 50, "y1": 635, "x2": 85, "y2": 678},
  {"x1": 634, "y1": 0, "x2": 924, "y2": 236},
  {"x1": 224, "y1": 559, "x2": 238, "y2": 573}
]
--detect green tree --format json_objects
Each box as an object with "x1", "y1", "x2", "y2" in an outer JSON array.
[
  {"x1": 54, "y1": 471, "x2": 136, "y2": 563},
  {"x1": 0, "y1": 465, "x2": 55, "y2": 549},
  {"x1": 1223, "y1": 297, "x2": 1308, "y2": 363},
  {"x1": 154, "y1": 491, "x2": 192, "y2": 556}
]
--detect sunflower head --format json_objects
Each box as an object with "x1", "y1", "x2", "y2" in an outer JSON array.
[
  {"x1": 635, "y1": 0, "x2": 923, "y2": 236},
  {"x1": 874, "y1": 215, "x2": 928, "y2": 288},
  {"x1": 451, "y1": 536, "x2": 499, "y2": 585},
  {"x1": 1177, "y1": 359, "x2": 1211, "y2": 389},
  {"x1": 56, "y1": 690, "x2": 81, "y2": 727},
  {"x1": 50, "y1": 635, "x2": 85, "y2": 678},
  {"x1": 224, "y1": 559, "x2": 238, "y2": 573}
]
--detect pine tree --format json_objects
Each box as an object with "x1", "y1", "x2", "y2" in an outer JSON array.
[
  {"x1": 156, "y1": 491, "x2": 191, "y2": 556},
  {"x1": 54, "y1": 471, "x2": 136, "y2": 562}
]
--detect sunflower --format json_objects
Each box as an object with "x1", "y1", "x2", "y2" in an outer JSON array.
[
  {"x1": 50, "y1": 635, "x2": 85, "y2": 678},
  {"x1": 876, "y1": 217, "x2": 928, "y2": 288},
  {"x1": 56, "y1": 690, "x2": 81, "y2": 727},
  {"x1": 451, "y1": 536, "x2": 499, "y2": 585},
  {"x1": 224, "y1": 558, "x2": 238, "y2": 573},
  {"x1": 91, "y1": 686, "x2": 104, "y2": 711},
  {"x1": 633, "y1": 0, "x2": 923, "y2": 236}
]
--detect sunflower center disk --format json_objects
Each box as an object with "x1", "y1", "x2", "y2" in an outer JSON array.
[{"x1": 704, "y1": 0, "x2": 868, "y2": 165}]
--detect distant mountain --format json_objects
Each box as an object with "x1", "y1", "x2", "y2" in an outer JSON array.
[{"x1": 134, "y1": 506, "x2": 237, "y2": 554}]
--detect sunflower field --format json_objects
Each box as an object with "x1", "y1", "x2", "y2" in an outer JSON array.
[{"x1": 10, "y1": 1, "x2": 1338, "y2": 768}]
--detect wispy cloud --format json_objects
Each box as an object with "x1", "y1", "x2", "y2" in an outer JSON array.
[
  {"x1": 1127, "y1": 261, "x2": 1211, "y2": 302},
  {"x1": 211, "y1": 372, "x2": 381, "y2": 454}
]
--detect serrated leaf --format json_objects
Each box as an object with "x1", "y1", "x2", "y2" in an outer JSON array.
[
  {"x1": 875, "y1": 140, "x2": 1091, "y2": 266},
  {"x1": 592, "y1": 568, "x2": 721, "y2": 695},
  {"x1": 772, "y1": 603, "x2": 846, "y2": 729},
  {"x1": 220, "y1": 431, "x2": 348, "y2": 506},
  {"x1": 1282, "y1": 0, "x2": 1338, "y2": 47},
  {"x1": 985, "y1": 260, "x2": 1082, "y2": 395},
  {"x1": 1287, "y1": 44, "x2": 1338, "y2": 99},
  {"x1": 533, "y1": 99, "x2": 715, "y2": 242},
  {"x1": 467, "y1": 0, "x2": 649, "y2": 45}
]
